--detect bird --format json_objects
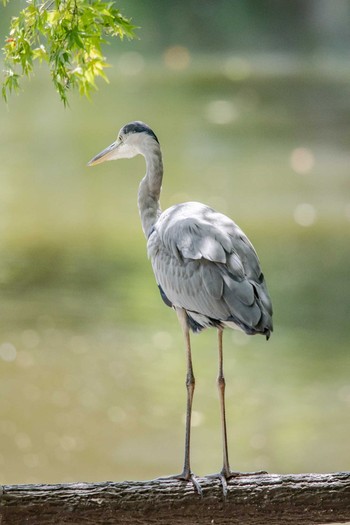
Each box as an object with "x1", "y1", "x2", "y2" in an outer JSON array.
[{"x1": 88, "y1": 121, "x2": 273, "y2": 496}]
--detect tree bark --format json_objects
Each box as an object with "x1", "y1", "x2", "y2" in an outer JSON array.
[{"x1": 1, "y1": 472, "x2": 350, "y2": 525}]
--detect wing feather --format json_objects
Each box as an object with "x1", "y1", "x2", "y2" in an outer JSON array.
[{"x1": 148, "y1": 202, "x2": 273, "y2": 335}]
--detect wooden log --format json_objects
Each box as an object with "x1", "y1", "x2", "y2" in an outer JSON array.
[{"x1": 1, "y1": 472, "x2": 350, "y2": 525}]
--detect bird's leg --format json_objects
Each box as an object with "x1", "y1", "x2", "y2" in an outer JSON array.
[
  {"x1": 156, "y1": 308, "x2": 202, "y2": 496},
  {"x1": 206, "y1": 328, "x2": 231, "y2": 495},
  {"x1": 182, "y1": 314, "x2": 196, "y2": 474},
  {"x1": 207, "y1": 329, "x2": 267, "y2": 496},
  {"x1": 217, "y1": 328, "x2": 231, "y2": 480},
  {"x1": 176, "y1": 308, "x2": 203, "y2": 494}
]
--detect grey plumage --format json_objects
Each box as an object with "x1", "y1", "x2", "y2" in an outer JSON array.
[
  {"x1": 148, "y1": 201, "x2": 272, "y2": 337},
  {"x1": 88, "y1": 120, "x2": 273, "y2": 495}
]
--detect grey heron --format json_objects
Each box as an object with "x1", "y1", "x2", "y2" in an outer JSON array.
[{"x1": 88, "y1": 121, "x2": 273, "y2": 496}]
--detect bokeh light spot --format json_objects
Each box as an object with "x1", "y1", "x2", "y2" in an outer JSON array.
[
  {"x1": 60, "y1": 435, "x2": 77, "y2": 452},
  {"x1": 0, "y1": 342, "x2": 17, "y2": 362},
  {"x1": 206, "y1": 100, "x2": 238, "y2": 125},
  {"x1": 290, "y1": 147, "x2": 315, "y2": 174},
  {"x1": 163, "y1": 46, "x2": 191, "y2": 70},
  {"x1": 293, "y1": 203, "x2": 317, "y2": 227},
  {"x1": 15, "y1": 432, "x2": 32, "y2": 451}
]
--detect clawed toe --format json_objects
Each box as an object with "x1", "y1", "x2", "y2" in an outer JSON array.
[
  {"x1": 206, "y1": 469, "x2": 268, "y2": 497},
  {"x1": 187, "y1": 472, "x2": 203, "y2": 496},
  {"x1": 156, "y1": 471, "x2": 203, "y2": 497},
  {"x1": 206, "y1": 471, "x2": 230, "y2": 496}
]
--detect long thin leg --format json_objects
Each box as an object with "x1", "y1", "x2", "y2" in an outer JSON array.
[
  {"x1": 177, "y1": 308, "x2": 202, "y2": 494},
  {"x1": 207, "y1": 329, "x2": 267, "y2": 496},
  {"x1": 157, "y1": 308, "x2": 202, "y2": 496},
  {"x1": 217, "y1": 328, "x2": 231, "y2": 478},
  {"x1": 215, "y1": 328, "x2": 232, "y2": 496},
  {"x1": 181, "y1": 321, "x2": 194, "y2": 475}
]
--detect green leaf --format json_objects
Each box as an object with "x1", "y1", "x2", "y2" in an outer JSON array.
[{"x1": 1, "y1": 0, "x2": 137, "y2": 105}]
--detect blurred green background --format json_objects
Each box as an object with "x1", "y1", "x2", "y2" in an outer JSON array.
[{"x1": 0, "y1": 0, "x2": 350, "y2": 485}]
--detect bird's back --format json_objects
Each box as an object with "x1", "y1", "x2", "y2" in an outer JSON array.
[{"x1": 148, "y1": 202, "x2": 273, "y2": 338}]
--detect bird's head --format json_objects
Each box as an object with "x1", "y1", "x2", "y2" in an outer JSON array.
[{"x1": 88, "y1": 121, "x2": 159, "y2": 166}]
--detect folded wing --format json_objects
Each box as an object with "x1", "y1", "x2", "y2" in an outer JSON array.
[{"x1": 147, "y1": 202, "x2": 273, "y2": 337}]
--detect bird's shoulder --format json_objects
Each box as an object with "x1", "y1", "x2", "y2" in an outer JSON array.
[{"x1": 148, "y1": 201, "x2": 260, "y2": 281}]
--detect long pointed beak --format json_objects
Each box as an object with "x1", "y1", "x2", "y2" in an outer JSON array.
[{"x1": 87, "y1": 141, "x2": 119, "y2": 166}]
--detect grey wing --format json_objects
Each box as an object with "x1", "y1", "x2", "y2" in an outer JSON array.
[{"x1": 147, "y1": 202, "x2": 273, "y2": 337}]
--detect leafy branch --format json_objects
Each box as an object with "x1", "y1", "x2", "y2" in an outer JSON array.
[{"x1": 2, "y1": 0, "x2": 136, "y2": 105}]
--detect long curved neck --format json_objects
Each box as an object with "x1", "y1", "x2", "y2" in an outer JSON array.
[{"x1": 138, "y1": 142, "x2": 163, "y2": 238}]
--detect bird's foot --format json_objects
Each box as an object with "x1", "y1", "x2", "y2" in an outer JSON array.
[
  {"x1": 206, "y1": 468, "x2": 268, "y2": 497},
  {"x1": 156, "y1": 470, "x2": 203, "y2": 497}
]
